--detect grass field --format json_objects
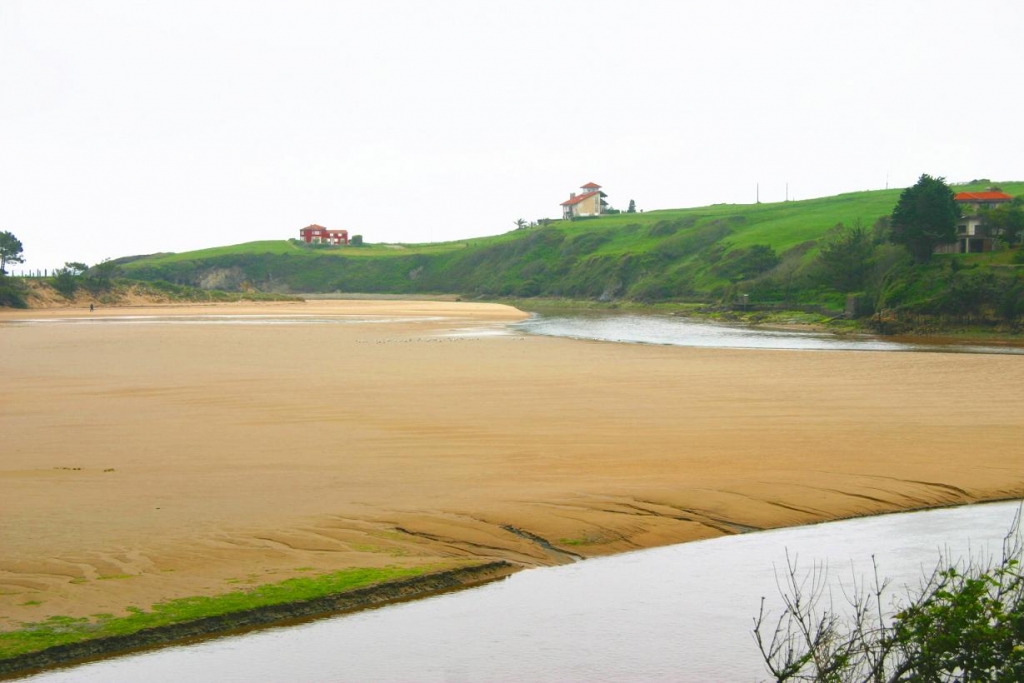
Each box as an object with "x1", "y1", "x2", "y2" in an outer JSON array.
[{"x1": 115, "y1": 180, "x2": 1024, "y2": 317}]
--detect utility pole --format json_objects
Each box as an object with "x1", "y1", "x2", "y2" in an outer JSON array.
[
  {"x1": 756, "y1": 182, "x2": 760, "y2": 204},
  {"x1": 785, "y1": 182, "x2": 789, "y2": 202}
]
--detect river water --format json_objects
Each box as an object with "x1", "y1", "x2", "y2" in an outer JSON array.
[
  {"x1": 513, "y1": 311, "x2": 1024, "y2": 354},
  {"x1": 21, "y1": 501, "x2": 1022, "y2": 683}
]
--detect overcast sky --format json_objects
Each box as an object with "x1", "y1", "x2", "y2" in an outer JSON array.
[{"x1": 2, "y1": 0, "x2": 1022, "y2": 272}]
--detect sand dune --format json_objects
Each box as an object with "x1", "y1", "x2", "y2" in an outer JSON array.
[{"x1": 2, "y1": 299, "x2": 1023, "y2": 628}]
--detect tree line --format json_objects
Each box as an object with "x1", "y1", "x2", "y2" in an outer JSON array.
[{"x1": 0, "y1": 231, "x2": 125, "y2": 307}]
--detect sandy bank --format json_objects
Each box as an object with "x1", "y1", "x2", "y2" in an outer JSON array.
[
  {"x1": 0, "y1": 297, "x2": 521, "y2": 321},
  {"x1": 2, "y1": 299, "x2": 1023, "y2": 648}
]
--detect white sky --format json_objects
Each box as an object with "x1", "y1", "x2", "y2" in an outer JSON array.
[{"x1": 2, "y1": 0, "x2": 1022, "y2": 272}]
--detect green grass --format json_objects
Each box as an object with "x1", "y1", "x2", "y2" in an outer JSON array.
[
  {"x1": 133, "y1": 239, "x2": 470, "y2": 266},
  {"x1": 559, "y1": 533, "x2": 610, "y2": 547},
  {"x1": 0, "y1": 565, "x2": 431, "y2": 660},
  {"x1": 112, "y1": 181, "x2": 1024, "y2": 320},
  {"x1": 122, "y1": 180, "x2": 1024, "y2": 267}
]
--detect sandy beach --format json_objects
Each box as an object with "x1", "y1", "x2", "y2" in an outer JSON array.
[{"x1": 2, "y1": 299, "x2": 1023, "y2": 631}]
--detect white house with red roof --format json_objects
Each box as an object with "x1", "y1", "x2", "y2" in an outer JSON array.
[
  {"x1": 560, "y1": 182, "x2": 608, "y2": 219},
  {"x1": 298, "y1": 224, "x2": 349, "y2": 246},
  {"x1": 936, "y1": 190, "x2": 1013, "y2": 254}
]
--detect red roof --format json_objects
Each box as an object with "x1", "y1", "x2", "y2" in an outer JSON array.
[
  {"x1": 299, "y1": 225, "x2": 348, "y2": 236},
  {"x1": 561, "y1": 190, "x2": 600, "y2": 206},
  {"x1": 581, "y1": 182, "x2": 601, "y2": 189},
  {"x1": 955, "y1": 191, "x2": 1012, "y2": 202}
]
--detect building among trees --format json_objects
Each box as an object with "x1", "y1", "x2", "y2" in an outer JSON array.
[{"x1": 934, "y1": 190, "x2": 1014, "y2": 254}]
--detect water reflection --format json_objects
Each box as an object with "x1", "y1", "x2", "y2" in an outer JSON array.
[{"x1": 21, "y1": 501, "x2": 1022, "y2": 683}]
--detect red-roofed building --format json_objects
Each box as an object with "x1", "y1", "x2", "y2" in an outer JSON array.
[
  {"x1": 299, "y1": 224, "x2": 349, "y2": 246},
  {"x1": 936, "y1": 190, "x2": 1014, "y2": 254},
  {"x1": 560, "y1": 182, "x2": 608, "y2": 219},
  {"x1": 954, "y1": 191, "x2": 1012, "y2": 206}
]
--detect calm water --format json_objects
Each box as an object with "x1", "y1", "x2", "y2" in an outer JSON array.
[
  {"x1": 514, "y1": 312, "x2": 1024, "y2": 354},
  {"x1": 21, "y1": 501, "x2": 1022, "y2": 683}
]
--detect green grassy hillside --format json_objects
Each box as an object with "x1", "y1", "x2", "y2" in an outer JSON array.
[{"x1": 117, "y1": 180, "x2": 1024, "y2": 322}]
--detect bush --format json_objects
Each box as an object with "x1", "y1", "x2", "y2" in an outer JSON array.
[
  {"x1": 0, "y1": 276, "x2": 27, "y2": 308},
  {"x1": 51, "y1": 268, "x2": 79, "y2": 298},
  {"x1": 813, "y1": 222, "x2": 875, "y2": 293},
  {"x1": 754, "y1": 512, "x2": 1024, "y2": 681}
]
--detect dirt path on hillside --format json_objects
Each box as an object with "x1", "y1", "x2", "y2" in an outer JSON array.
[{"x1": 2, "y1": 300, "x2": 1023, "y2": 628}]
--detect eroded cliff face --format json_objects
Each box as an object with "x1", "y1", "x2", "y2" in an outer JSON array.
[
  {"x1": 16, "y1": 280, "x2": 175, "y2": 307},
  {"x1": 197, "y1": 266, "x2": 248, "y2": 291},
  {"x1": 5, "y1": 279, "x2": 296, "y2": 308}
]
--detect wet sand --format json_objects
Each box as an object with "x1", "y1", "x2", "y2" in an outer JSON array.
[{"x1": 2, "y1": 299, "x2": 1023, "y2": 630}]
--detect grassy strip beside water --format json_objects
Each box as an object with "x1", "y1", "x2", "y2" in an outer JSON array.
[{"x1": 0, "y1": 566, "x2": 429, "y2": 660}]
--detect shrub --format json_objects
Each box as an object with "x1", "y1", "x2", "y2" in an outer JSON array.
[
  {"x1": 0, "y1": 277, "x2": 27, "y2": 308},
  {"x1": 754, "y1": 512, "x2": 1024, "y2": 682},
  {"x1": 51, "y1": 267, "x2": 80, "y2": 298},
  {"x1": 813, "y1": 222, "x2": 875, "y2": 293}
]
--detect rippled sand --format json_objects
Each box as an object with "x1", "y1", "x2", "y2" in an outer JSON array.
[{"x1": 2, "y1": 299, "x2": 1023, "y2": 627}]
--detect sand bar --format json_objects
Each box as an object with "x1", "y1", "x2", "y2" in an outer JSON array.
[{"x1": 2, "y1": 299, "x2": 1023, "y2": 630}]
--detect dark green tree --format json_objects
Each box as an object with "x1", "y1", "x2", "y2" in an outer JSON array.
[
  {"x1": 982, "y1": 202, "x2": 1024, "y2": 247},
  {"x1": 0, "y1": 230, "x2": 25, "y2": 275},
  {"x1": 350, "y1": 234, "x2": 364, "y2": 246},
  {"x1": 815, "y1": 222, "x2": 875, "y2": 292},
  {"x1": 86, "y1": 258, "x2": 120, "y2": 292},
  {"x1": 627, "y1": 199, "x2": 636, "y2": 214},
  {"x1": 870, "y1": 215, "x2": 892, "y2": 245},
  {"x1": 890, "y1": 174, "x2": 960, "y2": 263}
]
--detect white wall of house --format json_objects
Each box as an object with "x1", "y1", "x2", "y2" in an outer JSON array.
[{"x1": 576, "y1": 193, "x2": 601, "y2": 216}]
